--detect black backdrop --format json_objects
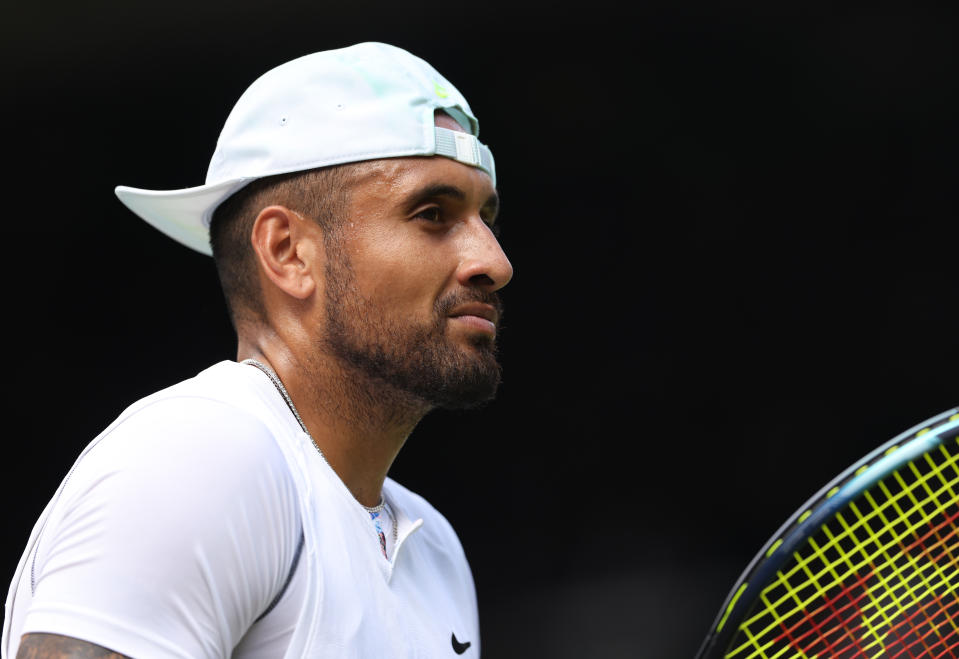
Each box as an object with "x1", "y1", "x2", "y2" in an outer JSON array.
[{"x1": 3, "y1": 2, "x2": 959, "y2": 657}]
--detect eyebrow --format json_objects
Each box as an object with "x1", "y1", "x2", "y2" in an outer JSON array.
[{"x1": 405, "y1": 183, "x2": 500, "y2": 223}]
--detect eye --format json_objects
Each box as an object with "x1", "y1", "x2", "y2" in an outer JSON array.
[{"x1": 414, "y1": 206, "x2": 443, "y2": 223}]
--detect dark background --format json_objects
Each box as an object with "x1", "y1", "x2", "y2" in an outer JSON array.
[{"x1": 3, "y1": 2, "x2": 959, "y2": 657}]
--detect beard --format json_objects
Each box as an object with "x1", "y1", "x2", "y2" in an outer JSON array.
[{"x1": 321, "y1": 253, "x2": 504, "y2": 410}]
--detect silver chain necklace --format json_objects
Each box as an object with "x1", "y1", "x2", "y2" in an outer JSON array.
[
  {"x1": 243, "y1": 358, "x2": 309, "y2": 435},
  {"x1": 242, "y1": 358, "x2": 398, "y2": 553}
]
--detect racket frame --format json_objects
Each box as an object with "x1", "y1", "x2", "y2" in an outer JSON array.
[{"x1": 696, "y1": 406, "x2": 959, "y2": 659}]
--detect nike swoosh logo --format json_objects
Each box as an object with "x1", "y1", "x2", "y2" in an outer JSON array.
[{"x1": 451, "y1": 632, "x2": 471, "y2": 654}]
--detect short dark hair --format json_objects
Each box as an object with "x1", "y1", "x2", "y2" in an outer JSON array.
[{"x1": 209, "y1": 164, "x2": 357, "y2": 329}]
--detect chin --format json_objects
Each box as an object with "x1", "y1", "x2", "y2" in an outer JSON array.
[{"x1": 428, "y1": 354, "x2": 502, "y2": 410}]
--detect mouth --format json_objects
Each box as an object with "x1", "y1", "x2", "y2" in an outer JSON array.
[{"x1": 448, "y1": 302, "x2": 499, "y2": 335}]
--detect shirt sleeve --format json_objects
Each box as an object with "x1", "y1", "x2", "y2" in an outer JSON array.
[{"x1": 20, "y1": 395, "x2": 302, "y2": 659}]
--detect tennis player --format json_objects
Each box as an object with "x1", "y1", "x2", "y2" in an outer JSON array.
[{"x1": 3, "y1": 42, "x2": 509, "y2": 658}]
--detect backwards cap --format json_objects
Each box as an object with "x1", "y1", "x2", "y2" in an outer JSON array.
[{"x1": 115, "y1": 42, "x2": 495, "y2": 255}]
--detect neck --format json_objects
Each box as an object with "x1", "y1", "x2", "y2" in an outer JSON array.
[{"x1": 238, "y1": 335, "x2": 429, "y2": 508}]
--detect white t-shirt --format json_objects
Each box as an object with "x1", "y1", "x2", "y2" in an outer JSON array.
[{"x1": 3, "y1": 361, "x2": 480, "y2": 658}]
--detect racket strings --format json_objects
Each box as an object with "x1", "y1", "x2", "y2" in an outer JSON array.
[
  {"x1": 797, "y1": 447, "x2": 959, "y2": 657},
  {"x1": 726, "y1": 435, "x2": 959, "y2": 658}
]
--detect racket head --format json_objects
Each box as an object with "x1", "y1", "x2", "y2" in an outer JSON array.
[{"x1": 697, "y1": 406, "x2": 959, "y2": 659}]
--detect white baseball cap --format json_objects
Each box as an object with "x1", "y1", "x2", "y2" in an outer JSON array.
[{"x1": 115, "y1": 42, "x2": 495, "y2": 256}]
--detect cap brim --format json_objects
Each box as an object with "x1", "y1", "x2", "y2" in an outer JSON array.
[{"x1": 115, "y1": 178, "x2": 254, "y2": 256}]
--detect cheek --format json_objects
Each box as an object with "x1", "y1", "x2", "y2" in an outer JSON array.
[{"x1": 346, "y1": 231, "x2": 453, "y2": 311}]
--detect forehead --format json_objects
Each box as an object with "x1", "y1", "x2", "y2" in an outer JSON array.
[{"x1": 345, "y1": 155, "x2": 497, "y2": 204}]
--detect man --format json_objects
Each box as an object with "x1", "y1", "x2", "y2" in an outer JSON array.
[{"x1": 3, "y1": 42, "x2": 510, "y2": 658}]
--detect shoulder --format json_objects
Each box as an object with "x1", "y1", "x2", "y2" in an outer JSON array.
[
  {"x1": 48, "y1": 362, "x2": 302, "y2": 557},
  {"x1": 108, "y1": 391, "x2": 281, "y2": 459},
  {"x1": 24, "y1": 365, "x2": 304, "y2": 657},
  {"x1": 96, "y1": 361, "x2": 288, "y2": 472},
  {"x1": 113, "y1": 361, "x2": 273, "y2": 424}
]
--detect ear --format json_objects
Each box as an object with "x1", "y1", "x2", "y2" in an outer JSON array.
[{"x1": 249, "y1": 205, "x2": 321, "y2": 300}]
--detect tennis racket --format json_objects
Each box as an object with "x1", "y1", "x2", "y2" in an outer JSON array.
[{"x1": 696, "y1": 406, "x2": 959, "y2": 659}]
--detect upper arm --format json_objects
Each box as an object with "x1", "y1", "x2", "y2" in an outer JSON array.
[{"x1": 16, "y1": 633, "x2": 129, "y2": 659}]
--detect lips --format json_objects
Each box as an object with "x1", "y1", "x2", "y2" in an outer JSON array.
[
  {"x1": 447, "y1": 302, "x2": 500, "y2": 337},
  {"x1": 448, "y1": 302, "x2": 499, "y2": 326}
]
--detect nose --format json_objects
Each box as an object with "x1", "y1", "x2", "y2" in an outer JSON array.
[{"x1": 455, "y1": 218, "x2": 513, "y2": 292}]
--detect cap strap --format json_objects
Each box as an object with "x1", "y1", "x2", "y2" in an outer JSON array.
[{"x1": 434, "y1": 127, "x2": 496, "y2": 183}]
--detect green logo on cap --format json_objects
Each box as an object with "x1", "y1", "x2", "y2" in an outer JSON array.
[{"x1": 433, "y1": 81, "x2": 449, "y2": 98}]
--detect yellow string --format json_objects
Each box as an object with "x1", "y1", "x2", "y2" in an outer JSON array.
[{"x1": 724, "y1": 436, "x2": 959, "y2": 658}]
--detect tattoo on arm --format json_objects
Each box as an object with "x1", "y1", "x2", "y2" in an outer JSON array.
[{"x1": 16, "y1": 634, "x2": 130, "y2": 659}]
